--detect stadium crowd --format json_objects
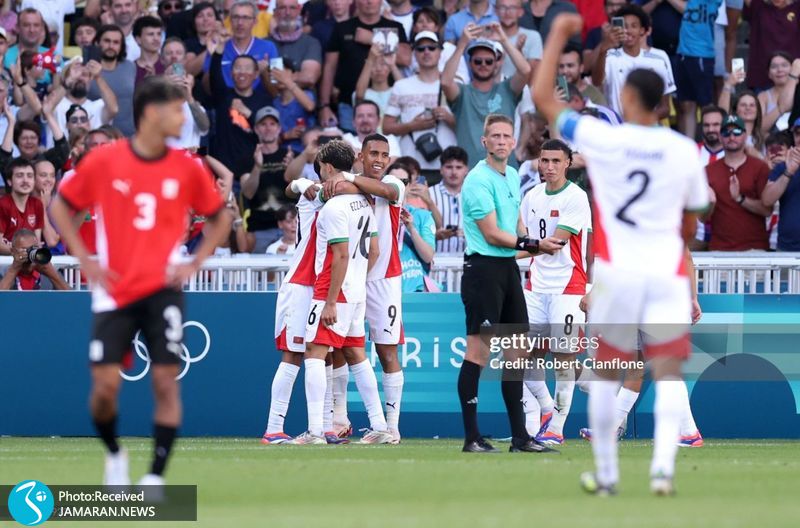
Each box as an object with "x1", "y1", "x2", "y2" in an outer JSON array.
[{"x1": 1, "y1": 0, "x2": 800, "y2": 292}]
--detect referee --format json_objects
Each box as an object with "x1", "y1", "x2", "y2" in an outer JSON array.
[{"x1": 459, "y1": 114, "x2": 565, "y2": 453}]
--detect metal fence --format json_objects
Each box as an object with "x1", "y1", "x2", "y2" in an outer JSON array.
[{"x1": 2, "y1": 253, "x2": 800, "y2": 294}]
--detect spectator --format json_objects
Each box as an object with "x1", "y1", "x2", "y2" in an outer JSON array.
[
  {"x1": 318, "y1": 0, "x2": 410, "y2": 133},
  {"x1": 265, "y1": 205, "x2": 298, "y2": 254},
  {"x1": 53, "y1": 60, "x2": 118, "y2": 139},
  {"x1": 497, "y1": 0, "x2": 543, "y2": 80},
  {"x1": 157, "y1": 0, "x2": 186, "y2": 23},
  {"x1": 0, "y1": 158, "x2": 42, "y2": 254},
  {"x1": 399, "y1": 154, "x2": 442, "y2": 217},
  {"x1": 133, "y1": 16, "x2": 167, "y2": 85},
  {"x1": 443, "y1": 23, "x2": 531, "y2": 168},
  {"x1": 635, "y1": 0, "x2": 682, "y2": 58},
  {"x1": 32, "y1": 159, "x2": 59, "y2": 251},
  {"x1": 88, "y1": 25, "x2": 136, "y2": 137},
  {"x1": 388, "y1": 163, "x2": 436, "y2": 292},
  {"x1": 284, "y1": 126, "x2": 343, "y2": 181},
  {"x1": 384, "y1": 31, "x2": 457, "y2": 171},
  {"x1": 342, "y1": 100, "x2": 401, "y2": 158},
  {"x1": 66, "y1": 127, "x2": 88, "y2": 168},
  {"x1": 386, "y1": 0, "x2": 416, "y2": 40},
  {"x1": 1, "y1": 99, "x2": 68, "y2": 176},
  {"x1": 764, "y1": 130, "x2": 793, "y2": 169},
  {"x1": 354, "y1": 43, "x2": 403, "y2": 114},
  {"x1": 241, "y1": 106, "x2": 293, "y2": 253},
  {"x1": 762, "y1": 138, "x2": 800, "y2": 251},
  {"x1": 563, "y1": 83, "x2": 621, "y2": 125},
  {"x1": 515, "y1": 112, "x2": 548, "y2": 193},
  {"x1": 673, "y1": 0, "x2": 722, "y2": 137},
  {"x1": 271, "y1": 62, "x2": 316, "y2": 155},
  {"x1": 310, "y1": 0, "x2": 354, "y2": 51},
  {"x1": 429, "y1": 146, "x2": 467, "y2": 253},
  {"x1": 560, "y1": 43, "x2": 607, "y2": 105},
  {"x1": 164, "y1": 69, "x2": 210, "y2": 152},
  {"x1": 705, "y1": 115, "x2": 772, "y2": 250},
  {"x1": 20, "y1": 0, "x2": 73, "y2": 54},
  {"x1": 0, "y1": 27, "x2": 8, "y2": 71},
  {"x1": 519, "y1": 0, "x2": 581, "y2": 47},
  {"x1": 207, "y1": 0, "x2": 278, "y2": 89},
  {"x1": 742, "y1": 0, "x2": 800, "y2": 91},
  {"x1": 208, "y1": 49, "x2": 272, "y2": 178},
  {"x1": 4, "y1": 8, "x2": 47, "y2": 70},
  {"x1": 0, "y1": 2, "x2": 16, "y2": 45},
  {"x1": 0, "y1": 229, "x2": 70, "y2": 290},
  {"x1": 109, "y1": 0, "x2": 142, "y2": 62},
  {"x1": 584, "y1": 0, "x2": 629, "y2": 74},
  {"x1": 72, "y1": 18, "x2": 100, "y2": 49},
  {"x1": 222, "y1": 0, "x2": 271, "y2": 39},
  {"x1": 269, "y1": 0, "x2": 323, "y2": 89},
  {"x1": 758, "y1": 53, "x2": 800, "y2": 133},
  {"x1": 161, "y1": 37, "x2": 187, "y2": 68},
  {"x1": 592, "y1": 4, "x2": 675, "y2": 118},
  {"x1": 698, "y1": 104, "x2": 727, "y2": 165},
  {"x1": 408, "y1": 7, "x2": 469, "y2": 84},
  {"x1": 444, "y1": 0, "x2": 499, "y2": 44},
  {"x1": 184, "y1": 2, "x2": 220, "y2": 77}
]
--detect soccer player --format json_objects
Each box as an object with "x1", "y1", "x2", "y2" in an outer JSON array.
[
  {"x1": 520, "y1": 138, "x2": 592, "y2": 446},
  {"x1": 292, "y1": 140, "x2": 394, "y2": 445},
  {"x1": 50, "y1": 76, "x2": 232, "y2": 486},
  {"x1": 533, "y1": 15, "x2": 709, "y2": 495},
  {"x1": 325, "y1": 133, "x2": 406, "y2": 443}
]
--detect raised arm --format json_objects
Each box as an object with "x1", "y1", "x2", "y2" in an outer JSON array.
[
  {"x1": 487, "y1": 22, "x2": 531, "y2": 95},
  {"x1": 533, "y1": 14, "x2": 584, "y2": 124},
  {"x1": 87, "y1": 61, "x2": 118, "y2": 123},
  {"x1": 443, "y1": 25, "x2": 480, "y2": 103}
]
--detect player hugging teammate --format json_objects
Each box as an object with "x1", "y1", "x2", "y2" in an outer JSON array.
[{"x1": 263, "y1": 135, "x2": 405, "y2": 445}]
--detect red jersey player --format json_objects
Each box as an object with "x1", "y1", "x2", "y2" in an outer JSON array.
[{"x1": 50, "y1": 77, "x2": 232, "y2": 487}]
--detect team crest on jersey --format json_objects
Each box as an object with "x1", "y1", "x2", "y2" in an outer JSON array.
[
  {"x1": 27, "y1": 215, "x2": 37, "y2": 227},
  {"x1": 162, "y1": 179, "x2": 180, "y2": 199}
]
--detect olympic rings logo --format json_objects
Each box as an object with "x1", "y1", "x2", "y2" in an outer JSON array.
[{"x1": 119, "y1": 321, "x2": 211, "y2": 381}]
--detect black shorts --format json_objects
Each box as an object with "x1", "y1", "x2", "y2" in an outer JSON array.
[
  {"x1": 673, "y1": 54, "x2": 715, "y2": 105},
  {"x1": 460, "y1": 254, "x2": 528, "y2": 336},
  {"x1": 90, "y1": 288, "x2": 184, "y2": 365}
]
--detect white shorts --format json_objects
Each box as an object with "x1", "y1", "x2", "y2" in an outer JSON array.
[
  {"x1": 589, "y1": 262, "x2": 691, "y2": 359},
  {"x1": 305, "y1": 299, "x2": 366, "y2": 349},
  {"x1": 524, "y1": 290, "x2": 586, "y2": 353},
  {"x1": 274, "y1": 283, "x2": 313, "y2": 353},
  {"x1": 366, "y1": 276, "x2": 404, "y2": 345}
]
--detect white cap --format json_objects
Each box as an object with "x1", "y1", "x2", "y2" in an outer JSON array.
[{"x1": 414, "y1": 31, "x2": 440, "y2": 45}]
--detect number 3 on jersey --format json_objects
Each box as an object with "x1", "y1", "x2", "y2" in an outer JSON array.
[{"x1": 133, "y1": 193, "x2": 157, "y2": 231}]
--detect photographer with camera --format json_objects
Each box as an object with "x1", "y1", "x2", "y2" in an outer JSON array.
[{"x1": 0, "y1": 229, "x2": 70, "y2": 290}]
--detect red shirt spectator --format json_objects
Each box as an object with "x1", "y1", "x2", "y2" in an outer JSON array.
[{"x1": 0, "y1": 159, "x2": 44, "y2": 253}]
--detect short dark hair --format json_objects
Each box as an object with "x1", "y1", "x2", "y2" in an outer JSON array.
[
  {"x1": 72, "y1": 17, "x2": 100, "y2": 38},
  {"x1": 94, "y1": 124, "x2": 124, "y2": 140},
  {"x1": 362, "y1": 133, "x2": 389, "y2": 153},
  {"x1": 96, "y1": 24, "x2": 127, "y2": 61},
  {"x1": 440, "y1": 146, "x2": 468, "y2": 166},
  {"x1": 275, "y1": 205, "x2": 297, "y2": 223},
  {"x1": 354, "y1": 99, "x2": 381, "y2": 117},
  {"x1": 700, "y1": 104, "x2": 727, "y2": 122},
  {"x1": 386, "y1": 161, "x2": 412, "y2": 179},
  {"x1": 13, "y1": 120, "x2": 41, "y2": 146},
  {"x1": 133, "y1": 76, "x2": 186, "y2": 129},
  {"x1": 412, "y1": 7, "x2": 441, "y2": 30},
  {"x1": 395, "y1": 156, "x2": 421, "y2": 176},
  {"x1": 5, "y1": 157, "x2": 35, "y2": 185},
  {"x1": 768, "y1": 51, "x2": 794, "y2": 74},
  {"x1": 192, "y1": 1, "x2": 219, "y2": 22},
  {"x1": 541, "y1": 138, "x2": 573, "y2": 164},
  {"x1": 232, "y1": 54, "x2": 258, "y2": 71},
  {"x1": 562, "y1": 43, "x2": 583, "y2": 63},
  {"x1": 625, "y1": 68, "x2": 663, "y2": 112},
  {"x1": 615, "y1": 4, "x2": 650, "y2": 30},
  {"x1": 765, "y1": 130, "x2": 793, "y2": 148},
  {"x1": 318, "y1": 139, "x2": 355, "y2": 172},
  {"x1": 133, "y1": 16, "x2": 163, "y2": 38},
  {"x1": 162, "y1": 36, "x2": 186, "y2": 53}
]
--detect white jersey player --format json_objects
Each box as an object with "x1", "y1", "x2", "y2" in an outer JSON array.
[
  {"x1": 292, "y1": 140, "x2": 394, "y2": 445},
  {"x1": 534, "y1": 15, "x2": 709, "y2": 496},
  {"x1": 327, "y1": 134, "x2": 406, "y2": 444},
  {"x1": 519, "y1": 139, "x2": 592, "y2": 447}
]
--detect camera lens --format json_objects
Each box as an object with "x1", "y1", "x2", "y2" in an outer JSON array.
[{"x1": 27, "y1": 247, "x2": 52, "y2": 265}]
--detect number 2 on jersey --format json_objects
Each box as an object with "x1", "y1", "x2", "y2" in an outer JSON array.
[
  {"x1": 615, "y1": 171, "x2": 650, "y2": 227},
  {"x1": 133, "y1": 193, "x2": 157, "y2": 231}
]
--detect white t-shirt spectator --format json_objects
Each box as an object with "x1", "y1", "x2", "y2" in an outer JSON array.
[
  {"x1": 384, "y1": 75, "x2": 457, "y2": 170},
  {"x1": 125, "y1": 32, "x2": 141, "y2": 62},
  {"x1": 167, "y1": 102, "x2": 207, "y2": 150},
  {"x1": 502, "y1": 29, "x2": 543, "y2": 80},
  {"x1": 266, "y1": 239, "x2": 296, "y2": 255},
  {"x1": 50, "y1": 97, "x2": 105, "y2": 147},
  {"x1": 602, "y1": 47, "x2": 676, "y2": 116},
  {"x1": 342, "y1": 132, "x2": 402, "y2": 158},
  {"x1": 408, "y1": 42, "x2": 469, "y2": 84},
  {"x1": 22, "y1": 0, "x2": 75, "y2": 54}
]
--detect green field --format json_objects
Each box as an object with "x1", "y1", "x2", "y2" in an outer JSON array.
[{"x1": 2, "y1": 438, "x2": 799, "y2": 528}]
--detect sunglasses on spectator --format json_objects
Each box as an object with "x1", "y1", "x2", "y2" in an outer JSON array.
[
  {"x1": 415, "y1": 45, "x2": 438, "y2": 52},
  {"x1": 162, "y1": 1, "x2": 184, "y2": 10},
  {"x1": 721, "y1": 128, "x2": 745, "y2": 137},
  {"x1": 69, "y1": 115, "x2": 89, "y2": 124},
  {"x1": 471, "y1": 58, "x2": 495, "y2": 66}
]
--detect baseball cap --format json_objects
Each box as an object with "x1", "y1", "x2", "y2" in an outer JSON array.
[
  {"x1": 414, "y1": 31, "x2": 439, "y2": 45},
  {"x1": 791, "y1": 117, "x2": 800, "y2": 130},
  {"x1": 254, "y1": 106, "x2": 280, "y2": 124},
  {"x1": 722, "y1": 114, "x2": 745, "y2": 131},
  {"x1": 466, "y1": 39, "x2": 498, "y2": 58}
]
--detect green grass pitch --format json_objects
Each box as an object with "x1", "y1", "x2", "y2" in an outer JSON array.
[{"x1": 2, "y1": 437, "x2": 799, "y2": 528}]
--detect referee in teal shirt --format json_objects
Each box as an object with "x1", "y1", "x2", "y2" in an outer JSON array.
[{"x1": 459, "y1": 114, "x2": 565, "y2": 453}]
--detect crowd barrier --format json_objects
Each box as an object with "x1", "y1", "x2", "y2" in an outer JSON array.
[{"x1": 1, "y1": 292, "x2": 798, "y2": 439}]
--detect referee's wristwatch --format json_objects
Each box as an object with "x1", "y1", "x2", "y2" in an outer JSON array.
[{"x1": 516, "y1": 236, "x2": 540, "y2": 254}]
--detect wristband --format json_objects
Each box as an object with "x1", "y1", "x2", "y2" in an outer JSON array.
[
  {"x1": 515, "y1": 236, "x2": 539, "y2": 254},
  {"x1": 342, "y1": 171, "x2": 356, "y2": 183},
  {"x1": 290, "y1": 178, "x2": 314, "y2": 194},
  {"x1": 737, "y1": 194, "x2": 746, "y2": 205},
  {"x1": 783, "y1": 171, "x2": 794, "y2": 179},
  {"x1": 232, "y1": 219, "x2": 243, "y2": 230},
  {"x1": 789, "y1": 74, "x2": 799, "y2": 80}
]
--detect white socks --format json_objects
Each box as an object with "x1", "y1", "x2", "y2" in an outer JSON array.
[
  {"x1": 549, "y1": 369, "x2": 576, "y2": 436},
  {"x1": 304, "y1": 358, "x2": 326, "y2": 436},
  {"x1": 589, "y1": 380, "x2": 621, "y2": 487},
  {"x1": 382, "y1": 371, "x2": 404, "y2": 432},
  {"x1": 522, "y1": 383, "x2": 541, "y2": 436},
  {"x1": 679, "y1": 382, "x2": 699, "y2": 436},
  {"x1": 524, "y1": 379, "x2": 555, "y2": 416},
  {"x1": 323, "y1": 364, "x2": 334, "y2": 433},
  {"x1": 332, "y1": 365, "x2": 349, "y2": 426},
  {"x1": 350, "y1": 359, "x2": 388, "y2": 431},
  {"x1": 615, "y1": 387, "x2": 640, "y2": 430},
  {"x1": 266, "y1": 362, "x2": 300, "y2": 434},
  {"x1": 651, "y1": 380, "x2": 683, "y2": 478}
]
